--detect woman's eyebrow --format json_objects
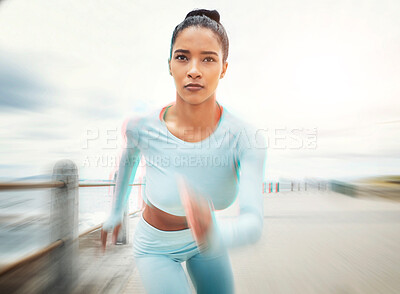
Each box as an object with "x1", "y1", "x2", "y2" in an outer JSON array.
[
  {"x1": 200, "y1": 51, "x2": 218, "y2": 56},
  {"x1": 174, "y1": 49, "x2": 190, "y2": 54},
  {"x1": 173, "y1": 49, "x2": 219, "y2": 56}
]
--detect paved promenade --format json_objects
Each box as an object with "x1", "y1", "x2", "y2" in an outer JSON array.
[{"x1": 74, "y1": 191, "x2": 400, "y2": 294}]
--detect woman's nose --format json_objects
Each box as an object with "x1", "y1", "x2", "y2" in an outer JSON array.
[{"x1": 187, "y1": 61, "x2": 202, "y2": 79}]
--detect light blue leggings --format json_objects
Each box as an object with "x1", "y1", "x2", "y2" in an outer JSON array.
[{"x1": 133, "y1": 214, "x2": 234, "y2": 294}]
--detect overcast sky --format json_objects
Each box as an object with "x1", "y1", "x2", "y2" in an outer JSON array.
[{"x1": 0, "y1": 0, "x2": 399, "y2": 181}]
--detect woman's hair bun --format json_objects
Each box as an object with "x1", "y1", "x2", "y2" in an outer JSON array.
[{"x1": 185, "y1": 9, "x2": 220, "y2": 24}]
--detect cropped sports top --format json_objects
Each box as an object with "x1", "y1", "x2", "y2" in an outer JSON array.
[{"x1": 103, "y1": 104, "x2": 267, "y2": 248}]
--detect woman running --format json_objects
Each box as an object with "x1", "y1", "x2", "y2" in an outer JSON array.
[{"x1": 101, "y1": 9, "x2": 267, "y2": 294}]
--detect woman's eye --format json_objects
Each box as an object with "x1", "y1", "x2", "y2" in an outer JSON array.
[
  {"x1": 204, "y1": 57, "x2": 215, "y2": 62},
  {"x1": 175, "y1": 55, "x2": 188, "y2": 61}
]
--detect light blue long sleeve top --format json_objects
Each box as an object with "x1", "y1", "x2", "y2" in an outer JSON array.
[{"x1": 103, "y1": 105, "x2": 267, "y2": 249}]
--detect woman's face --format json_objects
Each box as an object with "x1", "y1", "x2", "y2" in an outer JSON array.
[{"x1": 169, "y1": 26, "x2": 228, "y2": 105}]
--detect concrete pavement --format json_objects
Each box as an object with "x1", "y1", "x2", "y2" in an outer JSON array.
[{"x1": 75, "y1": 191, "x2": 400, "y2": 294}]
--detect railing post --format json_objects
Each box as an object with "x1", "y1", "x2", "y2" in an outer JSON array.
[
  {"x1": 48, "y1": 160, "x2": 79, "y2": 293},
  {"x1": 115, "y1": 172, "x2": 129, "y2": 245},
  {"x1": 117, "y1": 208, "x2": 129, "y2": 244}
]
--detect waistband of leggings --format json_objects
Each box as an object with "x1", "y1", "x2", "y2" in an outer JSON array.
[{"x1": 138, "y1": 213, "x2": 194, "y2": 241}]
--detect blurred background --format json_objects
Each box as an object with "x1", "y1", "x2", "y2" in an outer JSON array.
[
  {"x1": 0, "y1": 0, "x2": 399, "y2": 293},
  {"x1": 0, "y1": 0, "x2": 399, "y2": 181}
]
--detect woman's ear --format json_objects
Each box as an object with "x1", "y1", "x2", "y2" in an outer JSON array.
[{"x1": 220, "y1": 61, "x2": 228, "y2": 79}]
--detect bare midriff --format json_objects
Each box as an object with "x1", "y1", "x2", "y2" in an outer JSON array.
[{"x1": 142, "y1": 203, "x2": 189, "y2": 231}]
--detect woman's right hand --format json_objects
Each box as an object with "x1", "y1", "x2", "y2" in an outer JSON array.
[
  {"x1": 101, "y1": 223, "x2": 122, "y2": 252},
  {"x1": 178, "y1": 177, "x2": 213, "y2": 250}
]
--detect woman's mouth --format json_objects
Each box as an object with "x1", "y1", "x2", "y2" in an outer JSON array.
[{"x1": 184, "y1": 83, "x2": 204, "y2": 91}]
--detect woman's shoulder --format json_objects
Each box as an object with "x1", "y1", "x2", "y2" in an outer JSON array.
[
  {"x1": 222, "y1": 107, "x2": 260, "y2": 136},
  {"x1": 120, "y1": 107, "x2": 164, "y2": 146},
  {"x1": 122, "y1": 107, "x2": 163, "y2": 133},
  {"x1": 222, "y1": 107, "x2": 266, "y2": 151}
]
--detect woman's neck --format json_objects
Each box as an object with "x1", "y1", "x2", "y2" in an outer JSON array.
[
  {"x1": 164, "y1": 95, "x2": 222, "y2": 142},
  {"x1": 170, "y1": 96, "x2": 220, "y2": 127}
]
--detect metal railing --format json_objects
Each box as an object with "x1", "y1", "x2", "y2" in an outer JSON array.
[
  {"x1": 262, "y1": 181, "x2": 328, "y2": 193},
  {"x1": 0, "y1": 181, "x2": 65, "y2": 190}
]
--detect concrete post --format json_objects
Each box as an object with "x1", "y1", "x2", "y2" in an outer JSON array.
[
  {"x1": 49, "y1": 160, "x2": 79, "y2": 293},
  {"x1": 117, "y1": 208, "x2": 129, "y2": 244},
  {"x1": 115, "y1": 172, "x2": 129, "y2": 245}
]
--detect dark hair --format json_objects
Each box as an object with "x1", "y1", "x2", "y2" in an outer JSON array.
[{"x1": 169, "y1": 9, "x2": 229, "y2": 63}]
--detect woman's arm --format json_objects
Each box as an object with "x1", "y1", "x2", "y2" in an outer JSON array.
[
  {"x1": 102, "y1": 119, "x2": 142, "y2": 232},
  {"x1": 214, "y1": 127, "x2": 267, "y2": 249}
]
